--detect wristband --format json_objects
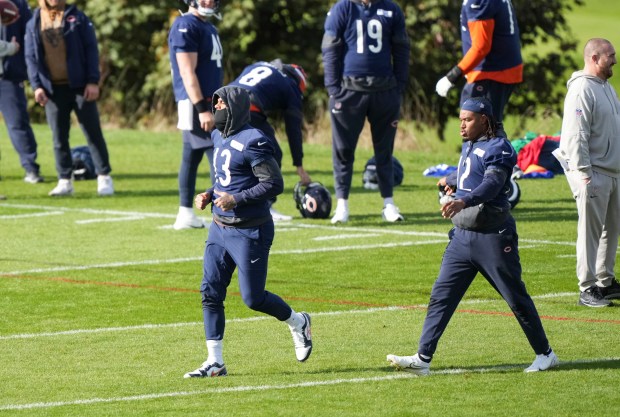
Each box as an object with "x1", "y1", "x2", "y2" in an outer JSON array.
[
  {"x1": 445, "y1": 66, "x2": 463, "y2": 83},
  {"x1": 193, "y1": 99, "x2": 210, "y2": 113}
]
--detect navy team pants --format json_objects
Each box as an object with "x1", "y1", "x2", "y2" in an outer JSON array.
[
  {"x1": 329, "y1": 88, "x2": 400, "y2": 199},
  {"x1": 418, "y1": 224, "x2": 551, "y2": 358},
  {"x1": 461, "y1": 81, "x2": 515, "y2": 138},
  {"x1": 200, "y1": 220, "x2": 292, "y2": 340},
  {"x1": 0, "y1": 79, "x2": 40, "y2": 174}
]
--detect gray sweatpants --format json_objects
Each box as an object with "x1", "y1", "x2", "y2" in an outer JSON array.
[{"x1": 565, "y1": 170, "x2": 620, "y2": 291}]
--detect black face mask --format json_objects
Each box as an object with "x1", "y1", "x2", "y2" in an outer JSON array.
[{"x1": 214, "y1": 108, "x2": 228, "y2": 132}]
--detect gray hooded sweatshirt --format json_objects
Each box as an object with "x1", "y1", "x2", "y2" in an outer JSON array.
[{"x1": 559, "y1": 70, "x2": 620, "y2": 179}]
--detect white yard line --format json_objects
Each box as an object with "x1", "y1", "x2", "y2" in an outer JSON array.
[
  {"x1": 0, "y1": 296, "x2": 577, "y2": 342},
  {"x1": 1, "y1": 357, "x2": 617, "y2": 411},
  {"x1": 0, "y1": 240, "x2": 449, "y2": 276},
  {"x1": 0, "y1": 211, "x2": 65, "y2": 219}
]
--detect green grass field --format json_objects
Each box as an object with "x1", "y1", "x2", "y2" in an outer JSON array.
[{"x1": 1, "y1": 123, "x2": 618, "y2": 416}]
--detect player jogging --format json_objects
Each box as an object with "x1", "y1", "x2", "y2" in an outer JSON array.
[{"x1": 185, "y1": 86, "x2": 312, "y2": 378}]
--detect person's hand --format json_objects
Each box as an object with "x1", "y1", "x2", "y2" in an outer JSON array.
[
  {"x1": 435, "y1": 76, "x2": 454, "y2": 97},
  {"x1": 199, "y1": 111, "x2": 215, "y2": 132},
  {"x1": 296, "y1": 166, "x2": 312, "y2": 186},
  {"x1": 9, "y1": 36, "x2": 20, "y2": 55},
  {"x1": 441, "y1": 199, "x2": 466, "y2": 219},
  {"x1": 194, "y1": 192, "x2": 212, "y2": 210},
  {"x1": 34, "y1": 88, "x2": 48, "y2": 106},
  {"x1": 83, "y1": 83, "x2": 100, "y2": 101},
  {"x1": 213, "y1": 191, "x2": 236, "y2": 211}
]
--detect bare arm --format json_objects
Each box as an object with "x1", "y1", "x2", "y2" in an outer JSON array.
[{"x1": 176, "y1": 51, "x2": 214, "y2": 132}]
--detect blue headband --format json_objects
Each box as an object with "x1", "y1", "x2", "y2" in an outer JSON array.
[{"x1": 461, "y1": 97, "x2": 494, "y2": 118}]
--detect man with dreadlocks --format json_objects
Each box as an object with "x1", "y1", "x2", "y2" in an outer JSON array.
[{"x1": 387, "y1": 97, "x2": 558, "y2": 375}]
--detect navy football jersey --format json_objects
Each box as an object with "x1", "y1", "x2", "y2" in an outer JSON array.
[
  {"x1": 454, "y1": 136, "x2": 517, "y2": 207},
  {"x1": 229, "y1": 61, "x2": 304, "y2": 165},
  {"x1": 229, "y1": 62, "x2": 303, "y2": 114},
  {"x1": 211, "y1": 127, "x2": 276, "y2": 219},
  {"x1": 460, "y1": 0, "x2": 522, "y2": 72},
  {"x1": 324, "y1": 0, "x2": 407, "y2": 79},
  {"x1": 168, "y1": 13, "x2": 224, "y2": 102}
]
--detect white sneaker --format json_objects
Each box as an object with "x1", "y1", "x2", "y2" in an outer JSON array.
[
  {"x1": 173, "y1": 210, "x2": 206, "y2": 230},
  {"x1": 48, "y1": 179, "x2": 74, "y2": 196},
  {"x1": 289, "y1": 312, "x2": 312, "y2": 362},
  {"x1": 330, "y1": 207, "x2": 349, "y2": 224},
  {"x1": 386, "y1": 353, "x2": 430, "y2": 376},
  {"x1": 97, "y1": 175, "x2": 114, "y2": 196},
  {"x1": 382, "y1": 203, "x2": 404, "y2": 222},
  {"x1": 24, "y1": 172, "x2": 44, "y2": 184},
  {"x1": 524, "y1": 350, "x2": 559, "y2": 373},
  {"x1": 270, "y1": 207, "x2": 293, "y2": 221},
  {"x1": 183, "y1": 361, "x2": 227, "y2": 378}
]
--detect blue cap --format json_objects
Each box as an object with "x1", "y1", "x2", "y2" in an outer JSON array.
[{"x1": 461, "y1": 97, "x2": 494, "y2": 118}]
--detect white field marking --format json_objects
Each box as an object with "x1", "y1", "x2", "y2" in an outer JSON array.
[
  {"x1": 0, "y1": 294, "x2": 579, "y2": 342},
  {"x1": 557, "y1": 254, "x2": 577, "y2": 258},
  {"x1": 293, "y1": 222, "x2": 584, "y2": 248},
  {"x1": 0, "y1": 203, "x2": 584, "y2": 248},
  {"x1": 75, "y1": 216, "x2": 146, "y2": 224},
  {"x1": 0, "y1": 203, "x2": 176, "y2": 219},
  {"x1": 1, "y1": 357, "x2": 618, "y2": 411},
  {"x1": 0, "y1": 240, "x2": 448, "y2": 276},
  {"x1": 0, "y1": 211, "x2": 64, "y2": 220},
  {"x1": 313, "y1": 233, "x2": 381, "y2": 241}
]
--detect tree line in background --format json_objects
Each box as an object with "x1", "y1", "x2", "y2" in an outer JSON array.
[{"x1": 28, "y1": 0, "x2": 583, "y2": 138}]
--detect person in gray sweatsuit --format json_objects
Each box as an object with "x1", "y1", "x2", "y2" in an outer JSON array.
[{"x1": 559, "y1": 38, "x2": 620, "y2": 307}]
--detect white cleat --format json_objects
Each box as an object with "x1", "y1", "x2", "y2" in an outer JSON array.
[
  {"x1": 97, "y1": 175, "x2": 114, "y2": 196},
  {"x1": 382, "y1": 203, "x2": 404, "y2": 222},
  {"x1": 270, "y1": 207, "x2": 293, "y2": 221},
  {"x1": 524, "y1": 350, "x2": 559, "y2": 373},
  {"x1": 330, "y1": 207, "x2": 349, "y2": 224},
  {"x1": 48, "y1": 179, "x2": 74, "y2": 196},
  {"x1": 386, "y1": 353, "x2": 430, "y2": 376},
  {"x1": 290, "y1": 312, "x2": 312, "y2": 362},
  {"x1": 183, "y1": 361, "x2": 227, "y2": 378}
]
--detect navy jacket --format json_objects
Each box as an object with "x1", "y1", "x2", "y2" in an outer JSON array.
[
  {"x1": 24, "y1": 4, "x2": 100, "y2": 93},
  {"x1": 1, "y1": 0, "x2": 31, "y2": 82}
]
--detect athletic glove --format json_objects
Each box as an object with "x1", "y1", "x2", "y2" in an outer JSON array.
[
  {"x1": 435, "y1": 66, "x2": 463, "y2": 97},
  {"x1": 435, "y1": 77, "x2": 454, "y2": 97}
]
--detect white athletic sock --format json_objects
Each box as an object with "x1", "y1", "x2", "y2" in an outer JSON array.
[
  {"x1": 383, "y1": 197, "x2": 395, "y2": 206},
  {"x1": 336, "y1": 198, "x2": 348, "y2": 211},
  {"x1": 285, "y1": 310, "x2": 304, "y2": 330},
  {"x1": 206, "y1": 339, "x2": 224, "y2": 365}
]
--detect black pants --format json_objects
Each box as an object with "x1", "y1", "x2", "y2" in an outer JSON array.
[{"x1": 45, "y1": 84, "x2": 111, "y2": 179}]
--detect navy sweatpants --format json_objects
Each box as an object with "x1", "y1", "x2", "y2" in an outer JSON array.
[
  {"x1": 200, "y1": 220, "x2": 292, "y2": 340},
  {"x1": 418, "y1": 222, "x2": 550, "y2": 357},
  {"x1": 329, "y1": 88, "x2": 400, "y2": 199}
]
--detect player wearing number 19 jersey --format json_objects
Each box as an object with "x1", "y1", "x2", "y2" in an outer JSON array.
[
  {"x1": 322, "y1": 0, "x2": 410, "y2": 224},
  {"x1": 184, "y1": 86, "x2": 312, "y2": 378}
]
